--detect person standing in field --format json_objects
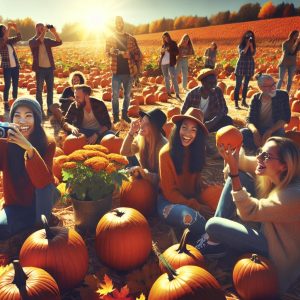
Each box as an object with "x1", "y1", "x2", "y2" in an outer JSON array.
[
  {"x1": 234, "y1": 30, "x2": 256, "y2": 110},
  {"x1": 204, "y1": 42, "x2": 217, "y2": 69},
  {"x1": 277, "y1": 30, "x2": 300, "y2": 93},
  {"x1": 176, "y1": 34, "x2": 195, "y2": 92},
  {"x1": 105, "y1": 16, "x2": 142, "y2": 124},
  {"x1": 29, "y1": 23, "x2": 62, "y2": 118},
  {"x1": 160, "y1": 32, "x2": 181, "y2": 101},
  {"x1": 0, "y1": 22, "x2": 21, "y2": 112}
]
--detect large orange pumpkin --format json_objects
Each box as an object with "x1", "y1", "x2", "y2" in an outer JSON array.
[
  {"x1": 120, "y1": 177, "x2": 157, "y2": 216},
  {"x1": 20, "y1": 216, "x2": 89, "y2": 291},
  {"x1": 145, "y1": 93, "x2": 156, "y2": 105},
  {"x1": 201, "y1": 184, "x2": 223, "y2": 211},
  {"x1": 63, "y1": 134, "x2": 87, "y2": 155},
  {"x1": 95, "y1": 207, "x2": 152, "y2": 271},
  {"x1": 284, "y1": 116, "x2": 299, "y2": 131},
  {"x1": 159, "y1": 229, "x2": 205, "y2": 273},
  {"x1": 149, "y1": 264, "x2": 225, "y2": 300},
  {"x1": 233, "y1": 253, "x2": 279, "y2": 300},
  {"x1": 54, "y1": 147, "x2": 64, "y2": 157},
  {"x1": 167, "y1": 106, "x2": 180, "y2": 120},
  {"x1": 163, "y1": 121, "x2": 174, "y2": 139},
  {"x1": 127, "y1": 105, "x2": 140, "y2": 118},
  {"x1": 216, "y1": 125, "x2": 243, "y2": 150},
  {"x1": 0, "y1": 260, "x2": 60, "y2": 300},
  {"x1": 100, "y1": 134, "x2": 123, "y2": 154}
]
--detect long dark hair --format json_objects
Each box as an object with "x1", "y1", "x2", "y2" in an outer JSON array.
[
  {"x1": 8, "y1": 110, "x2": 49, "y2": 197},
  {"x1": 0, "y1": 25, "x2": 5, "y2": 39},
  {"x1": 169, "y1": 120, "x2": 206, "y2": 174},
  {"x1": 162, "y1": 32, "x2": 172, "y2": 46},
  {"x1": 288, "y1": 30, "x2": 299, "y2": 41},
  {"x1": 239, "y1": 30, "x2": 256, "y2": 53}
]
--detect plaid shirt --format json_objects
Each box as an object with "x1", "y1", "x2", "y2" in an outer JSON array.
[
  {"x1": 235, "y1": 46, "x2": 255, "y2": 77},
  {"x1": 247, "y1": 90, "x2": 291, "y2": 129},
  {"x1": 105, "y1": 33, "x2": 142, "y2": 76},
  {"x1": 181, "y1": 85, "x2": 228, "y2": 131},
  {"x1": 29, "y1": 37, "x2": 62, "y2": 72},
  {"x1": 0, "y1": 33, "x2": 21, "y2": 68}
]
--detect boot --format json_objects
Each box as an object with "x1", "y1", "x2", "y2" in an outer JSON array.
[
  {"x1": 113, "y1": 115, "x2": 120, "y2": 124},
  {"x1": 234, "y1": 99, "x2": 240, "y2": 110},
  {"x1": 241, "y1": 99, "x2": 249, "y2": 108},
  {"x1": 122, "y1": 113, "x2": 131, "y2": 124}
]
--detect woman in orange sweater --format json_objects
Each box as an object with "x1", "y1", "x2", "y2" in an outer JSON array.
[
  {"x1": 0, "y1": 97, "x2": 58, "y2": 239},
  {"x1": 158, "y1": 107, "x2": 213, "y2": 243}
]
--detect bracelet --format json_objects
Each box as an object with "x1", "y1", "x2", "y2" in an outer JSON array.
[{"x1": 229, "y1": 173, "x2": 239, "y2": 178}]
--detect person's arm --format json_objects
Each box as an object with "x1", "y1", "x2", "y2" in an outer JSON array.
[
  {"x1": 95, "y1": 101, "x2": 112, "y2": 132},
  {"x1": 120, "y1": 134, "x2": 139, "y2": 157},
  {"x1": 181, "y1": 90, "x2": 194, "y2": 114},
  {"x1": 48, "y1": 27, "x2": 62, "y2": 45},
  {"x1": 25, "y1": 140, "x2": 56, "y2": 188},
  {"x1": 61, "y1": 103, "x2": 79, "y2": 134},
  {"x1": 232, "y1": 187, "x2": 300, "y2": 223},
  {"x1": 60, "y1": 87, "x2": 74, "y2": 101},
  {"x1": 7, "y1": 23, "x2": 21, "y2": 44}
]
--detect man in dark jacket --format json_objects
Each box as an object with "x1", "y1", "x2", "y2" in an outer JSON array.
[
  {"x1": 29, "y1": 23, "x2": 62, "y2": 116},
  {"x1": 62, "y1": 85, "x2": 114, "y2": 144},
  {"x1": 241, "y1": 74, "x2": 291, "y2": 154}
]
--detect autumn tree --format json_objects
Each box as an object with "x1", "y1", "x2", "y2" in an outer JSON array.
[{"x1": 258, "y1": 1, "x2": 276, "y2": 19}]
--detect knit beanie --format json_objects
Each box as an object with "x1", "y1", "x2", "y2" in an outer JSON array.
[{"x1": 10, "y1": 97, "x2": 43, "y2": 123}]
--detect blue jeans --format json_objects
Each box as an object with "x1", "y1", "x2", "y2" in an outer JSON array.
[
  {"x1": 112, "y1": 74, "x2": 132, "y2": 118},
  {"x1": 241, "y1": 127, "x2": 285, "y2": 153},
  {"x1": 3, "y1": 67, "x2": 19, "y2": 102},
  {"x1": 36, "y1": 67, "x2": 54, "y2": 111},
  {"x1": 205, "y1": 171, "x2": 269, "y2": 256},
  {"x1": 78, "y1": 128, "x2": 115, "y2": 143},
  {"x1": 176, "y1": 58, "x2": 188, "y2": 89},
  {"x1": 157, "y1": 194, "x2": 206, "y2": 243},
  {"x1": 161, "y1": 64, "x2": 179, "y2": 94},
  {"x1": 0, "y1": 183, "x2": 59, "y2": 240},
  {"x1": 277, "y1": 65, "x2": 296, "y2": 93},
  {"x1": 234, "y1": 74, "x2": 251, "y2": 101}
]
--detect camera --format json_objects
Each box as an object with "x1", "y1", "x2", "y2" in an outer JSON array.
[
  {"x1": 46, "y1": 24, "x2": 54, "y2": 29},
  {"x1": 114, "y1": 49, "x2": 120, "y2": 55},
  {"x1": 0, "y1": 122, "x2": 13, "y2": 138}
]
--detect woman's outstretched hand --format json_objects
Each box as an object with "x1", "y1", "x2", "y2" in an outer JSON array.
[{"x1": 218, "y1": 144, "x2": 240, "y2": 175}]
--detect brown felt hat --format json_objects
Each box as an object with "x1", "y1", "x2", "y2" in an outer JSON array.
[
  {"x1": 171, "y1": 107, "x2": 208, "y2": 135},
  {"x1": 197, "y1": 68, "x2": 217, "y2": 81}
]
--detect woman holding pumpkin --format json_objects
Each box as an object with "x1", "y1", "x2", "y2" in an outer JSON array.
[
  {"x1": 120, "y1": 108, "x2": 168, "y2": 186},
  {"x1": 157, "y1": 107, "x2": 213, "y2": 243},
  {"x1": 0, "y1": 97, "x2": 59, "y2": 239},
  {"x1": 176, "y1": 34, "x2": 195, "y2": 92},
  {"x1": 197, "y1": 136, "x2": 300, "y2": 293}
]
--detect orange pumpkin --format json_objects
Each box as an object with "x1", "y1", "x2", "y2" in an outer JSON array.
[
  {"x1": 217, "y1": 81, "x2": 226, "y2": 94},
  {"x1": 134, "y1": 95, "x2": 144, "y2": 105},
  {"x1": 56, "y1": 85, "x2": 64, "y2": 94},
  {"x1": 8, "y1": 99, "x2": 15, "y2": 108},
  {"x1": 102, "y1": 91, "x2": 112, "y2": 102},
  {"x1": 291, "y1": 100, "x2": 300, "y2": 113},
  {"x1": 53, "y1": 155, "x2": 69, "y2": 182},
  {"x1": 54, "y1": 147, "x2": 64, "y2": 157},
  {"x1": 149, "y1": 265, "x2": 225, "y2": 300},
  {"x1": 163, "y1": 121, "x2": 174, "y2": 139},
  {"x1": 155, "y1": 76, "x2": 164, "y2": 84},
  {"x1": 95, "y1": 207, "x2": 152, "y2": 271},
  {"x1": 158, "y1": 92, "x2": 168, "y2": 103},
  {"x1": 167, "y1": 106, "x2": 180, "y2": 120},
  {"x1": 160, "y1": 229, "x2": 205, "y2": 273},
  {"x1": 226, "y1": 85, "x2": 235, "y2": 96},
  {"x1": 233, "y1": 253, "x2": 279, "y2": 300},
  {"x1": 145, "y1": 94, "x2": 156, "y2": 105},
  {"x1": 0, "y1": 260, "x2": 60, "y2": 300},
  {"x1": 285, "y1": 116, "x2": 299, "y2": 131},
  {"x1": 216, "y1": 125, "x2": 243, "y2": 150},
  {"x1": 63, "y1": 134, "x2": 87, "y2": 155},
  {"x1": 127, "y1": 105, "x2": 140, "y2": 118},
  {"x1": 100, "y1": 134, "x2": 123, "y2": 154},
  {"x1": 187, "y1": 79, "x2": 198, "y2": 90},
  {"x1": 120, "y1": 177, "x2": 157, "y2": 216},
  {"x1": 201, "y1": 184, "x2": 223, "y2": 211},
  {"x1": 20, "y1": 216, "x2": 89, "y2": 291}
]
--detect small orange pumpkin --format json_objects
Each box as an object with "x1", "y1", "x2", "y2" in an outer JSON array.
[
  {"x1": 100, "y1": 134, "x2": 123, "y2": 154},
  {"x1": 127, "y1": 105, "x2": 140, "y2": 118},
  {"x1": 291, "y1": 100, "x2": 300, "y2": 113},
  {"x1": 63, "y1": 133, "x2": 87, "y2": 155},
  {"x1": 216, "y1": 125, "x2": 243, "y2": 150}
]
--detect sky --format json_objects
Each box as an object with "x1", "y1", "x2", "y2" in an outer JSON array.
[{"x1": 1, "y1": 0, "x2": 300, "y2": 31}]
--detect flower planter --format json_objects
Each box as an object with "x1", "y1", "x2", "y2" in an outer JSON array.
[{"x1": 72, "y1": 194, "x2": 112, "y2": 233}]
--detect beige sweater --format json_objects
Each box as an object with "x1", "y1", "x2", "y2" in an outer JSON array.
[
  {"x1": 120, "y1": 133, "x2": 167, "y2": 186},
  {"x1": 232, "y1": 155, "x2": 300, "y2": 292}
]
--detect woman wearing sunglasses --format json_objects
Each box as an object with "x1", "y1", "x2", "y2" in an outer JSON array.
[{"x1": 196, "y1": 136, "x2": 300, "y2": 294}]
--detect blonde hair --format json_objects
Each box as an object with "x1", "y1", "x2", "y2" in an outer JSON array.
[
  {"x1": 178, "y1": 34, "x2": 194, "y2": 51},
  {"x1": 256, "y1": 137, "x2": 300, "y2": 198},
  {"x1": 138, "y1": 122, "x2": 164, "y2": 173}
]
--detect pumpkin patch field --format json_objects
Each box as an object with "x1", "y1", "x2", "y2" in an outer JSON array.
[{"x1": 1, "y1": 16, "x2": 300, "y2": 300}]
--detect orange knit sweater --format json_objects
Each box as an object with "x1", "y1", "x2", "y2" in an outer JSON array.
[
  {"x1": 0, "y1": 138, "x2": 56, "y2": 207},
  {"x1": 159, "y1": 143, "x2": 202, "y2": 205}
]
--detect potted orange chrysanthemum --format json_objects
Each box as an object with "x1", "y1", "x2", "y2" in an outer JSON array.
[{"x1": 61, "y1": 145, "x2": 128, "y2": 232}]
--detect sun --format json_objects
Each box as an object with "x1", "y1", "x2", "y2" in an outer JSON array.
[{"x1": 84, "y1": 10, "x2": 111, "y2": 34}]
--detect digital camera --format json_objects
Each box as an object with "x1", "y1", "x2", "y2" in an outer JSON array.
[
  {"x1": 46, "y1": 24, "x2": 54, "y2": 29},
  {"x1": 0, "y1": 122, "x2": 13, "y2": 138}
]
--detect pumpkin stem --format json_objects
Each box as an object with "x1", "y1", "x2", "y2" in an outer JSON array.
[
  {"x1": 251, "y1": 253, "x2": 260, "y2": 263},
  {"x1": 41, "y1": 214, "x2": 55, "y2": 240},
  {"x1": 12, "y1": 260, "x2": 28, "y2": 288},
  {"x1": 177, "y1": 228, "x2": 190, "y2": 253},
  {"x1": 152, "y1": 241, "x2": 177, "y2": 281},
  {"x1": 113, "y1": 209, "x2": 125, "y2": 218}
]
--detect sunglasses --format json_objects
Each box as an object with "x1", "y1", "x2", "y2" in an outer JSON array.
[{"x1": 256, "y1": 149, "x2": 281, "y2": 162}]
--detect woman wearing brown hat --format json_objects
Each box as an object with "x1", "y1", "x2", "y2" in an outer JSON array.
[
  {"x1": 0, "y1": 97, "x2": 59, "y2": 240},
  {"x1": 157, "y1": 107, "x2": 213, "y2": 243},
  {"x1": 120, "y1": 108, "x2": 168, "y2": 186}
]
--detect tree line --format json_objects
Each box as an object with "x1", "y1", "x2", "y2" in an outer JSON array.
[{"x1": 1, "y1": 1, "x2": 300, "y2": 41}]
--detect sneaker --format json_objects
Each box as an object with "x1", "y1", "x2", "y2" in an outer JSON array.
[
  {"x1": 113, "y1": 115, "x2": 120, "y2": 124},
  {"x1": 195, "y1": 234, "x2": 227, "y2": 258},
  {"x1": 122, "y1": 114, "x2": 131, "y2": 124}
]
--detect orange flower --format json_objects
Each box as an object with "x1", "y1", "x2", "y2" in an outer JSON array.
[
  {"x1": 105, "y1": 163, "x2": 117, "y2": 174},
  {"x1": 84, "y1": 157, "x2": 109, "y2": 172},
  {"x1": 68, "y1": 149, "x2": 107, "y2": 161},
  {"x1": 83, "y1": 144, "x2": 109, "y2": 154},
  {"x1": 107, "y1": 153, "x2": 128, "y2": 166},
  {"x1": 62, "y1": 161, "x2": 77, "y2": 169}
]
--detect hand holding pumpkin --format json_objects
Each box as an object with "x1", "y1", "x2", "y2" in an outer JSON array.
[{"x1": 218, "y1": 144, "x2": 240, "y2": 175}]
